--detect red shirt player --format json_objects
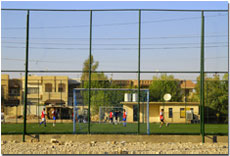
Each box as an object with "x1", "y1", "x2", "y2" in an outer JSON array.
[
  {"x1": 123, "y1": 109, "x2": 127, "y2": 127},
  {"x1": 109, "y1": 111, "x2": 113, "y2": 124},
  {"x1": 160, "y1": 109, "x2": 168, "y2": 128},
  {"x1": 40, "y1": 108, "x2": 46, "y2": 127}
]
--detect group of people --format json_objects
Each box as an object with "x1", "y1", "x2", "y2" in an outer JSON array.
[
  {"x1": 39, "y1": 108, "x2": 167, "y2": 128},
  {"x1": 109, "y1": 109, "x2": 127, "y2": 127},
  {"x1": 39, "y1": 108, "x2": 57, "y2": 127}
]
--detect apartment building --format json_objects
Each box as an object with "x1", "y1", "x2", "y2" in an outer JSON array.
[
  {"x1": 1, "y1": 74, "x2": 22, "y2": 107},
  {"x1": 21, "y1": 75, "x2": 69, "y2": 106}
]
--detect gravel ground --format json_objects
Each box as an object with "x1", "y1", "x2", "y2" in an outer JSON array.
[{"x1": 1, "y1": 140, "x2": 228, "y2": 154}]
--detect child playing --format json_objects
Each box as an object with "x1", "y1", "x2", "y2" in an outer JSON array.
[{"x1": 40, "y1": 108, "x2": 46, "y2": 127}]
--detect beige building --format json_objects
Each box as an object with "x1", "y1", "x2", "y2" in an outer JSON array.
[
  {"x1": 2, "y1": 75, "x2": 69, "y2": 117},
  {"x1": 2, "y1": 74, "x2": 198, "y2": 122},
  {"x1": 180, "y1": 80, "x2": 196, "y2": 101},
  {"x1": 21, "y1": 75, "x2": 69, "y2": 106},
  {"x1": 1, "y1": 74, "x2": 22, "y2": 106},
  {"x1": 122, "y1": 102, "x2": 199, "y2": 123}
]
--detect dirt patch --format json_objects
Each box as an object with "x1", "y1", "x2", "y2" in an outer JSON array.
[{"x1": 1, "y1": 135, "x2": 228, "y2": 154}]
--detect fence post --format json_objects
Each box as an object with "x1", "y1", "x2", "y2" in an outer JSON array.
[
  {"x1": 146, "y1": 90, "x2": 150, "y2": 135},
  {"x1": 137, "y1": 9, "x2": 141, "y2": 135},
  {"x1": 23, "y1": 10, "x2": 30, "y2": 142},
  {"x1": 185, "y1": 80, "x2": 186, "y2": 124},
  {"x1": 88, "y1": 10, "x2": 93, "y2": 134},
  {"x1": 73, "y1": 89, "x2": 76, "y2": 133},
  {"x1": 200, "y1": 11, "x2": 205, "y2": 143},
  {"x1": 37, "y1": 80, "x2": 39, "y2": 123},
  {"x1": 61, "y1": 80, "x2": 63, "y2": 123},
  {"x1": 16, "y1": 105, "x2": 17, "y2": 124}
]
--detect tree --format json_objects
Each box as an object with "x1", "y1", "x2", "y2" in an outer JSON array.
[
  {"x1": 149, "y1": 74, "x2": 182, "y2": 102},
  {"x1": 194, "y1": 74, "x2": 228, "y2": 122},
  {"x1": 81, "y1": 55, "x2": 99, "y2": 80},
  {"x1": 80, "y1": 55, "x2": 129, "y2": 115}
]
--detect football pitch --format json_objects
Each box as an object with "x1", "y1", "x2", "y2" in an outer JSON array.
[{"x1": 1, "y1": 123, "x2": 228, "y2": 135}]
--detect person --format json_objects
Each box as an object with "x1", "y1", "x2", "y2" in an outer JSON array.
[
  {"x1": 123, "y1": 109, "x2": 127, "y2": 127},
  {"x1": 114, "y1": 110, "x2": 120, "y2": 125},
  {"x1": 109, "y1": 111, "x2": 113, "y2": 124},
  {"x1": 52, "y1": 108, "x2": 57, "y2": 127},
  {"x1": 40, "y1": 108, "x2": 46, "y2": 127},
  {"x1": 160, "y1": 109, "x2": 168, "y2": 128},
  {"x1": 104, "y1": 112, "x2": 109, "y2": 123}
]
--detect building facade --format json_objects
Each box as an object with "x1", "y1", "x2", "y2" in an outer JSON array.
[
  {"x1": 21, "y1": 75, "x2": 69, "y2": 106},
  {"x1": 122, "y1": 102, "x2": 199, "y2": 123}
]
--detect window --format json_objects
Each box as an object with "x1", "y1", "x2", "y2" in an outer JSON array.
[
  {"x1": 45, "y1": 83, "x2": 52, "y2": 92},
  {"x1": 169, "y1": 108, "x2": 173, "y2": 118},
  {"x1": 58, "y1": 83, "x2": 65, "y2": 92},
  {"x1": 28, "y1": 88, "x2": 38, "y2": 94},
  {"x1": 180, "y1": 108, "x2": 185, "y2": 118},
  {"x1": 9, "y1": 88, "x2": 20, "y2": 96}
]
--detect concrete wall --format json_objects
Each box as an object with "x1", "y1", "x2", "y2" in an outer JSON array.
[
  {"x1": 123, "y1": 103, "x2": 199, "y2": 123},
  {"x1": 123, "y1": 105, "x2": 133, "y2": 123},
  {"x1": 1, "y1": 74, "x2": 9, "y2": 101},
  {"x1": 160, "y1": 105, "x2": 199, "y2": 123},
  {"x1": 149, "y1": 105, "x2": 160, "y2": 122},
  {"x1": 4, "y1": 105, "x2": 44, "y2": 116},
  {"x1": 3, "y1": 106, "x2": 22, "y2": 116}
]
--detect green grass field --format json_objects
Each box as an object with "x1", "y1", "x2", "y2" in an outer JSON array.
[{"x1": 1, "y1": 123, "x2": 228, "y2": 135}]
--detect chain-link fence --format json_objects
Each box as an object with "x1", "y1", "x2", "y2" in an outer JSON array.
[{"x1": 1, "y1": 9, "x2": 228, "y2": 138}]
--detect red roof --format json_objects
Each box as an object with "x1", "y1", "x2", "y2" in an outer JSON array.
[{"x1": 180, "y1": 80, "x2": 196, "y2": 89}]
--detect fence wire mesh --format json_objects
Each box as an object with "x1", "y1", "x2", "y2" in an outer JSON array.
[{"x1": 1, "y1": 9, "x2": 228, "y2": 136}]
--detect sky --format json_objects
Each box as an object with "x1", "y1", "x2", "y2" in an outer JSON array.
[{"x1": 1, "y1": 1, "x2": 229, "y2": 80}]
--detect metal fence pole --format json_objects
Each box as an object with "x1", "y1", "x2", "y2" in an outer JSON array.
[
  {"x1": 227, "y1": 5, "x2": 229, "y2": 145},
  {"x1": 88, "y1": 10, "x2": 93, "y2": 134},
  {"x1": 200, "y1": 11, "x2": 205, "y2": 143},
  {"x1": 37, "y1": 80, "x2": 40, "y2": 124},
  {"x1": 184, "y1": 80, "x2": 186, "y2": 124},
  {"x1": 146, "y1": 90, "x2": 150, "y2": 135},
  {"x1": 61, "y1": 80, "x2": 63, "y2": 123},
  {"x1": 23, "y1": 10, "x2": 30, "y2": 142},
  {"x1": 206, "y1": 81, "x2": 209, "y2": 124},
  {"x1": 16, "y1": 105, "x2": 17, "y2": 124},
  {"x1": 137, "y1": 9, "x2": 141, "y2": 135},
  {"x1": 73, "y1": 89, "x2": 76, "y2": 133}
]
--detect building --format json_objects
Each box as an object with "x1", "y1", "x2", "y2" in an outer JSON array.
[
  {"x1": 21, "y1": 75, "x2": 69, "y2": 106},
  {"x1": 1, "y1": 74, "x2": 22, "y2": 107},
  {"x1": 68, "y1": 78, "x2": 81, "y2": 106},
  {"x1": 1, "y1": 74, "x2": 198, "y2": 122},
  {"x1": 122, "y1": 101, "x2": 200, "y2": 123},
  {"x1": 111, "y1": 80, "x2": 153, "y2": 88},
  {"x1": 180, "y1": 80, "x2": 196, "y2": 101},
  {"x1": 111, "y1": 80, "x2": 133, "y2": 87}
]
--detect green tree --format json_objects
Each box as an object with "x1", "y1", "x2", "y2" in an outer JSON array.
[
  {"x1": 80, "y1": 55, "x2": 111, "y2": 115},
  {"x1": 149, "y1": 74, "x2": 182, "y2": 102},
  {"x1": 81, "y1": 55, "x2": 129, "y2": 115},
  {"x1": 194, "y1": 74, "x2": 228, "y2": 122},
  {"x1": 81, "y1": 55, "x2": 99, "y2": 81}
]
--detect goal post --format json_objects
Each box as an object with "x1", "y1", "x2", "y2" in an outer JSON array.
[{"x1": 73, "y1": 88, "x2": 150, "y2": 135}]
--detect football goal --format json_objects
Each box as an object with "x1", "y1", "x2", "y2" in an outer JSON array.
[{"x1": 73, "y1": 88, "x2": 150, "y2": 134}]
